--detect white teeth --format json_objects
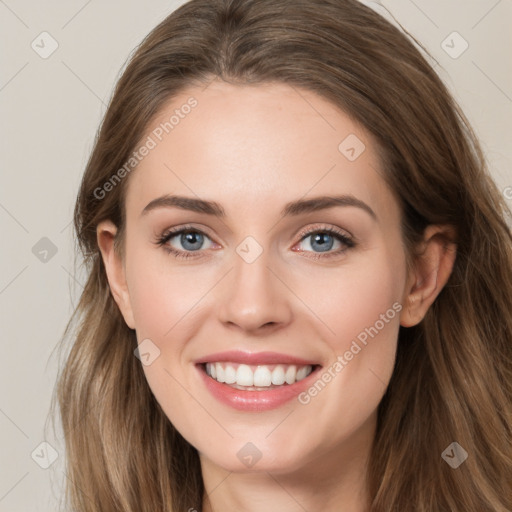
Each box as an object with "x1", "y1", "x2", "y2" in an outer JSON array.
[
  {"x1": 204, "y1": 362, "x2": 314, "y2": 388},
  {"x1": 224, "y1": 365, "x2": 237, "y2": 384},
  {"x1": 215, "y1": 363, "x2": 225, "y2": 383},
  {"x1": 296, "y1": 366, "x2": 308, "y2": 381},
  {"x1": 285, "y1": 365, "x2": 297, "y2": 384},
  {"x1": 271, "y1": 365, "x2": 286, "y2": 385},
  {"x1": 236, "y1": 364, "x2": 254, "y2": 386},
  {"x1": 253, "y1": 366, "x2": 272, "y2": 387}
]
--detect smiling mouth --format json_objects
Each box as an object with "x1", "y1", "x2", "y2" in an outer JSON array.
[{"x1": 199, "y1": 362, "x2": 321, "y2": 391}]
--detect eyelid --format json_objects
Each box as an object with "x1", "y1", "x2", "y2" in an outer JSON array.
[
  {"x1": 295, "y1": 223, "x2": 354, "y2": 244},
  {"x1": 158, "y1": 223, "x2": 216, "y2": 241},
  {"x1": 155, "y1": 222, "x2": 356, "y2": 259},
  {"x1": 291, "y1": 224, "x2": 356, "y2": 259},
  {"x1": 157, "y1": 224, "x2": 218, "y2": 247},
  {"x1": 157, "y1": 224, "x2": 351, "y2": 244}
]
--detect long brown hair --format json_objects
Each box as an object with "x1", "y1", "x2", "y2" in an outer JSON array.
[{"x1": 49, "y1": 0, "x2": 512, "y2": 510}]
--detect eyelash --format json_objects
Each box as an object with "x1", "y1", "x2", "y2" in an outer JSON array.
[{"x1": 154, "y1": 223, "x2": 356, "y2": 261}]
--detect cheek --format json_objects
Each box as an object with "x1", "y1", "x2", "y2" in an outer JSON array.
[
  {"x1": 297, "y1": 249, "x2": 406, "y2": 353},
  {"x1": 125, "y1": 247, "x2": 213, "y2": 411},
  {"x1": 297, "y1": 252, "x2": 405, "y2": 432},
  {"x1": 337, "y1": 263, "x2": 402, "y2": 349},
  {"x1": 126, "y1": 247, "x2": 205, "y2": 340},
  {"x1": 124, "y1": 247, "x2": 208, "y2": 441}
]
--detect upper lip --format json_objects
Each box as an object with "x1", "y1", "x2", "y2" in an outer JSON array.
[{"x1": 195, "y1": 350, "x2": 320, "y2": 366}]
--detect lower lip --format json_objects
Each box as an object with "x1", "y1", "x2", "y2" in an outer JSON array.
[{"x1": 196, "y1": 364, "x2": 321, "y2": 411}]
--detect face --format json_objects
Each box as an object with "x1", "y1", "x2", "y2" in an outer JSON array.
[{"x1": 101, "y1": 80, "x2": 413, "y2": 476}]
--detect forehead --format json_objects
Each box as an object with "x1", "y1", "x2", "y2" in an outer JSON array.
[{"x1": 124, "y1": 80, "x2": 397, "y2": 224}]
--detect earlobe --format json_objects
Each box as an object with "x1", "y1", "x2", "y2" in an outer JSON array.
[
  {"x1": 400, "y1": 225, "x2": 457, "y2": 327},
  {"x1": 96, "y1": 220, "x2": 136, "y2": 329}
]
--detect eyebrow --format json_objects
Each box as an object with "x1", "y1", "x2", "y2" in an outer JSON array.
[{"x1": 140, "y1": 194, "x2": 377, "y2": 220}]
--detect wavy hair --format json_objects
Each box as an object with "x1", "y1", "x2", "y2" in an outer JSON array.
[{"x1": 50, "y1": 0, "x2": 512, "y2": 510}]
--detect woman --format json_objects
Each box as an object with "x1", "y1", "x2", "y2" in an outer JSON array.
[{"x1": 51, "y1": 0, "x2": 512, "y2": 510}]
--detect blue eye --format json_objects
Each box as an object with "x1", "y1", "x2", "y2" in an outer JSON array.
[
  {"x1": 172, "y1": 231, "x2": 206, "y2": 251},
  {"x1": 154, "y1": 224, "x2": 355, "y2": 260},
  {"x1": 302, "y1": 232, "x2": 341, "y2": 252},
  {"x1": 294, "y1": 227, "x2": 355, "y2": 260},
  {"x1": 155, "y1": 226, "x2": 214, "y2": 259}
]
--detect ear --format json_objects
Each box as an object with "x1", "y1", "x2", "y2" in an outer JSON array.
[
  {"x1": 96, "y1": 220, "x2": 136, "y2": 329},
  {"x1": 400, "y1": 225, "x2": 457, "y2": 327}
]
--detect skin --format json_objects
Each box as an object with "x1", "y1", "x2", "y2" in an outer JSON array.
[{"x1": 97, "y1": 80, "x2": 456, "y2": 512}]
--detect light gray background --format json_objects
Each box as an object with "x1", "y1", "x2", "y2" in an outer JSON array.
[{"x1": 1, "y1": 1, "x2": 511, "y2": 510}]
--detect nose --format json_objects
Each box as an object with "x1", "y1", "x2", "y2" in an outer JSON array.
[{"x1": 217, "y1": 248, "x2": 293, "y2": 334}]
